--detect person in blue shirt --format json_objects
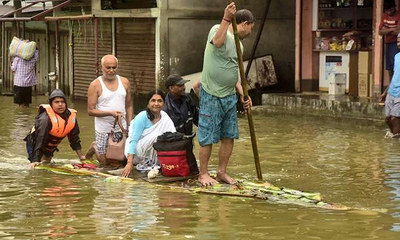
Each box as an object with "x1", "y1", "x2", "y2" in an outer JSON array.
[
  {"x1": 382, "y1": 33, "x2": 400, "y2": 137},
  {"x1": 122, "y1": 89, "x2": 175, "y2": 177}
]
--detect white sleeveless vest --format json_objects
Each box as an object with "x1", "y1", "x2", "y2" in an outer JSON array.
[{"x1": 95, "y1": 75, "x2": 127, "y2": 133}]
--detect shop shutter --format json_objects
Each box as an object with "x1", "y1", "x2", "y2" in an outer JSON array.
[
  {"x1": 73, "y1": 18, "x2": 112, "y2": 99},
  {"x1": 116, "y1": 18, "x2": 156, "y2": 94},
  {"x1": 26, "y1": 31, "x2": 67, "y2": 95}
]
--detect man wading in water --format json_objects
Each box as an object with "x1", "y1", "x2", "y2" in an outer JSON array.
[
  {"x1": 26, "y1": 89, "x2": 86, "y2": 168},
  {"x1": 381, "y1": 33, "x2": 400, "y2": 138}
]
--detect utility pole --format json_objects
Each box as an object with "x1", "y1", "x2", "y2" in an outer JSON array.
[{"x1": 13, "y1": 0, "x2": 22, "y2": 38}]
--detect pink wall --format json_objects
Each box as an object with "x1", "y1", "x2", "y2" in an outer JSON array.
[
  {"x1": 297, "y1": 0, "x2": 386, "y2": 95},
  {"x1": 301, "y1": 0, "x2": 314, "y2": 81}
]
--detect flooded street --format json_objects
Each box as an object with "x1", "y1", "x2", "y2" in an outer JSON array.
[{"x1": 1, "y1": 95, "x2": 400, "y2": 239}]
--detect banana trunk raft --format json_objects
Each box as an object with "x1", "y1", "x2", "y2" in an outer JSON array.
[{"x1": 36, "y1": 164, "x2": 385, "y2": 212}]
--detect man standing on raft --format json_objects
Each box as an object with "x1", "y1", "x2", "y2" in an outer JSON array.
[{"x1": 197, "y1": 2, "x2": 254, "y2": 186}]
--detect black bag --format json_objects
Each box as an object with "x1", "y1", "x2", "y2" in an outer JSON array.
[
  {"x1": 23, "y1": 127, "x2": 36, "y2": 162},
  {"x1": 153, "y1": 132, "x2": 199, "y2": 176}
]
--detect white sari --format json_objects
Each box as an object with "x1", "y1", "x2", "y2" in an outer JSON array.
[{"x1": 125, "y1": 110, "x2": 176, "y2": 171}]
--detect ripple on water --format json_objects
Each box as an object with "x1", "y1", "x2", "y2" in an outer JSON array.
[{"x1": 1, "y1": 97, "x2": 400, "y2": 239}]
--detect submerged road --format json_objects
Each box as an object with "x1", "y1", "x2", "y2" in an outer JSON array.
[{"x1": 0, "y1": 95, "x2": 400, "y2": 239}]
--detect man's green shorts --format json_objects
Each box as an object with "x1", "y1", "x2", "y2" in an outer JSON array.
[{"x1": 198, "y1": 87, "x2": 238, "y2": 146}]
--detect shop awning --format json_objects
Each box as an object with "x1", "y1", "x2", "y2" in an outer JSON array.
[{"x1": 0, "y1": 0, "x2": 72, "y2": 22}]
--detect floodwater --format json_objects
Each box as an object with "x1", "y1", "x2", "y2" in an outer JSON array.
[{"x1": 0, "y1": 95, "x2": 400, "y2": 240}]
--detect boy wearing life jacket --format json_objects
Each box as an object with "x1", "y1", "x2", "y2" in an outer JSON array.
[{"x1": 27, "y1": 89, "x2": 86, "y2": 168}]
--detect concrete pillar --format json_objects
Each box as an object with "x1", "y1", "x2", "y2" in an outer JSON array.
[
  {"x1": 372, "y1": 0, "x2": 383, "y2": 96},
  {"x1": 300, "y1": 0, "x2": 316, "y2": 91},
  {"x1": 158, "y1": 0, "x2": 169, "y2": 86},
  {"x1": 295, "y1": 0, "x2": 301, "y2": 93}
]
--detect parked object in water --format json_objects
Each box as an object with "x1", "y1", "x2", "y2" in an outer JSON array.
[{"x1": 34, "y1": 162, "x2": 387, "y2": 213}]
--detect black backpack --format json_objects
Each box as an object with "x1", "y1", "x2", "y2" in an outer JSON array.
[{"x1": 23, "y1": 127, "x2": 36, "y2": 162}]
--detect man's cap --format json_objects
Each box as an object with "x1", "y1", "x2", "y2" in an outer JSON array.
[
  {"x1": 49, "y1": 89, "x2": 66, "y2": 101},
  {"x1": 165, "y1": 74, "x2": 190, "y2": 89}
]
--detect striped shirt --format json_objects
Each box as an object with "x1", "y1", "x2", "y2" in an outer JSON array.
[
  {"x1": 11, "y1": 50, "x2": 39, "y2": 87},
  {"x1": 379, "y1": 11, "x2": 400, "y2": 44}
]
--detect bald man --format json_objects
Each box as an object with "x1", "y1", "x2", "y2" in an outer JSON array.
[{"x1": 87, "y1": 55, "x2": 133, "y2": 166}]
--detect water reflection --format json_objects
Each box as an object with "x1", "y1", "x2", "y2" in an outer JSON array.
[
  {"x1": 91, "y1": 181, "x2": 141, "y2": 236},
  {"x1": 1, "y1": 96, "x2": 400, "y2": 239},
  {"x1": 381, "y1": 145, "x2": 400, "y2": 232}
]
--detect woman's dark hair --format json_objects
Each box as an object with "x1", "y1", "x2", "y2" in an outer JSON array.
[
  {"x1": 236, "y1": 9, "x2": 256, "y2": 24},
  {"x1": 146, "y1": 89, "x2": 166, "y2": 121}
]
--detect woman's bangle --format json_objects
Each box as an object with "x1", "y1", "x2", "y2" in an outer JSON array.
[{"x1": 223, "y1": 18, "x2": 231, "y2": 23}]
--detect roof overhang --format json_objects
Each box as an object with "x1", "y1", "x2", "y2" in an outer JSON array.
[
  {"x1": 45, "y1": 14, "x2": 94, "y2": 21},
  {"x1": 0, "y1": 0, "x2": 72, "y2": 22}
]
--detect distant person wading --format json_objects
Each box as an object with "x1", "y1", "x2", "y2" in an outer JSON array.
[
  {"x1": 25, "y1": 89, "x2": 86, "y2": 169},
  {"x1": 10, "y1": 44, "x2": 39, "y2": 108}
]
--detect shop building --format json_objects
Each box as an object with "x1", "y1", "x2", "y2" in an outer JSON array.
[
  {"x1": 1, "y1": 0, "x2": 296, "y2": 109},
  {"x1": 296, "y1": 0, "x2": 389, "y2": 97}
]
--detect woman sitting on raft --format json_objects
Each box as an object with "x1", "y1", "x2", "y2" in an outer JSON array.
[{"x1": 121, "y1": 89, "x2": 176, "y2": 177}]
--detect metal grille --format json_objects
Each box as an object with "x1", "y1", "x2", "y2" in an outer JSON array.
[
  {"x1": 73, "y1": 18, "x2": 112, "y2": 99},
  {"x1": 115, "y1": 18, "x2": 156, "y2": 94}
]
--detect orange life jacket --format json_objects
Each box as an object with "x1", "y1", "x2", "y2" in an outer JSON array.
[{"x1": 39, "y1": 104, "x2": 77, "y2": 152}]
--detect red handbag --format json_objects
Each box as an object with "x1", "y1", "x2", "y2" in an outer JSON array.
[{"x1": 157, "y1": 150, "x2": 190, "y2": 177}]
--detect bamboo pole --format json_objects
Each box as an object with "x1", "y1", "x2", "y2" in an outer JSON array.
[
  {"x1": 94, "y1": 18, "x2": 99, "y2": 77},
  {"x1": 1, "y1": 22, "x2": 5, "y2": 90},
  {"x1": 45, "y1": 22, "x2": 50, "y2": 93},
  {"x1": 16, "y1": 21, "x2": 20, "y2": 38},
  {"x1": 111, "y1": 17, "x2": 116, "y2": 55},
  {"x1": 55, "y1": 21, "x2": 60, "y2": 89},
  {"x1": 227, "y1": 0, "x2": 262, "y2": 180},
  {"x1": 68, "y1": 20, "x2": 74, "y2": 96},
  {"x1": 22, "y1": 21, "x2": 25, "y2": 40},
  {"x1": 37, "y1": 164, "x2": 137, "y2": 184}
]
